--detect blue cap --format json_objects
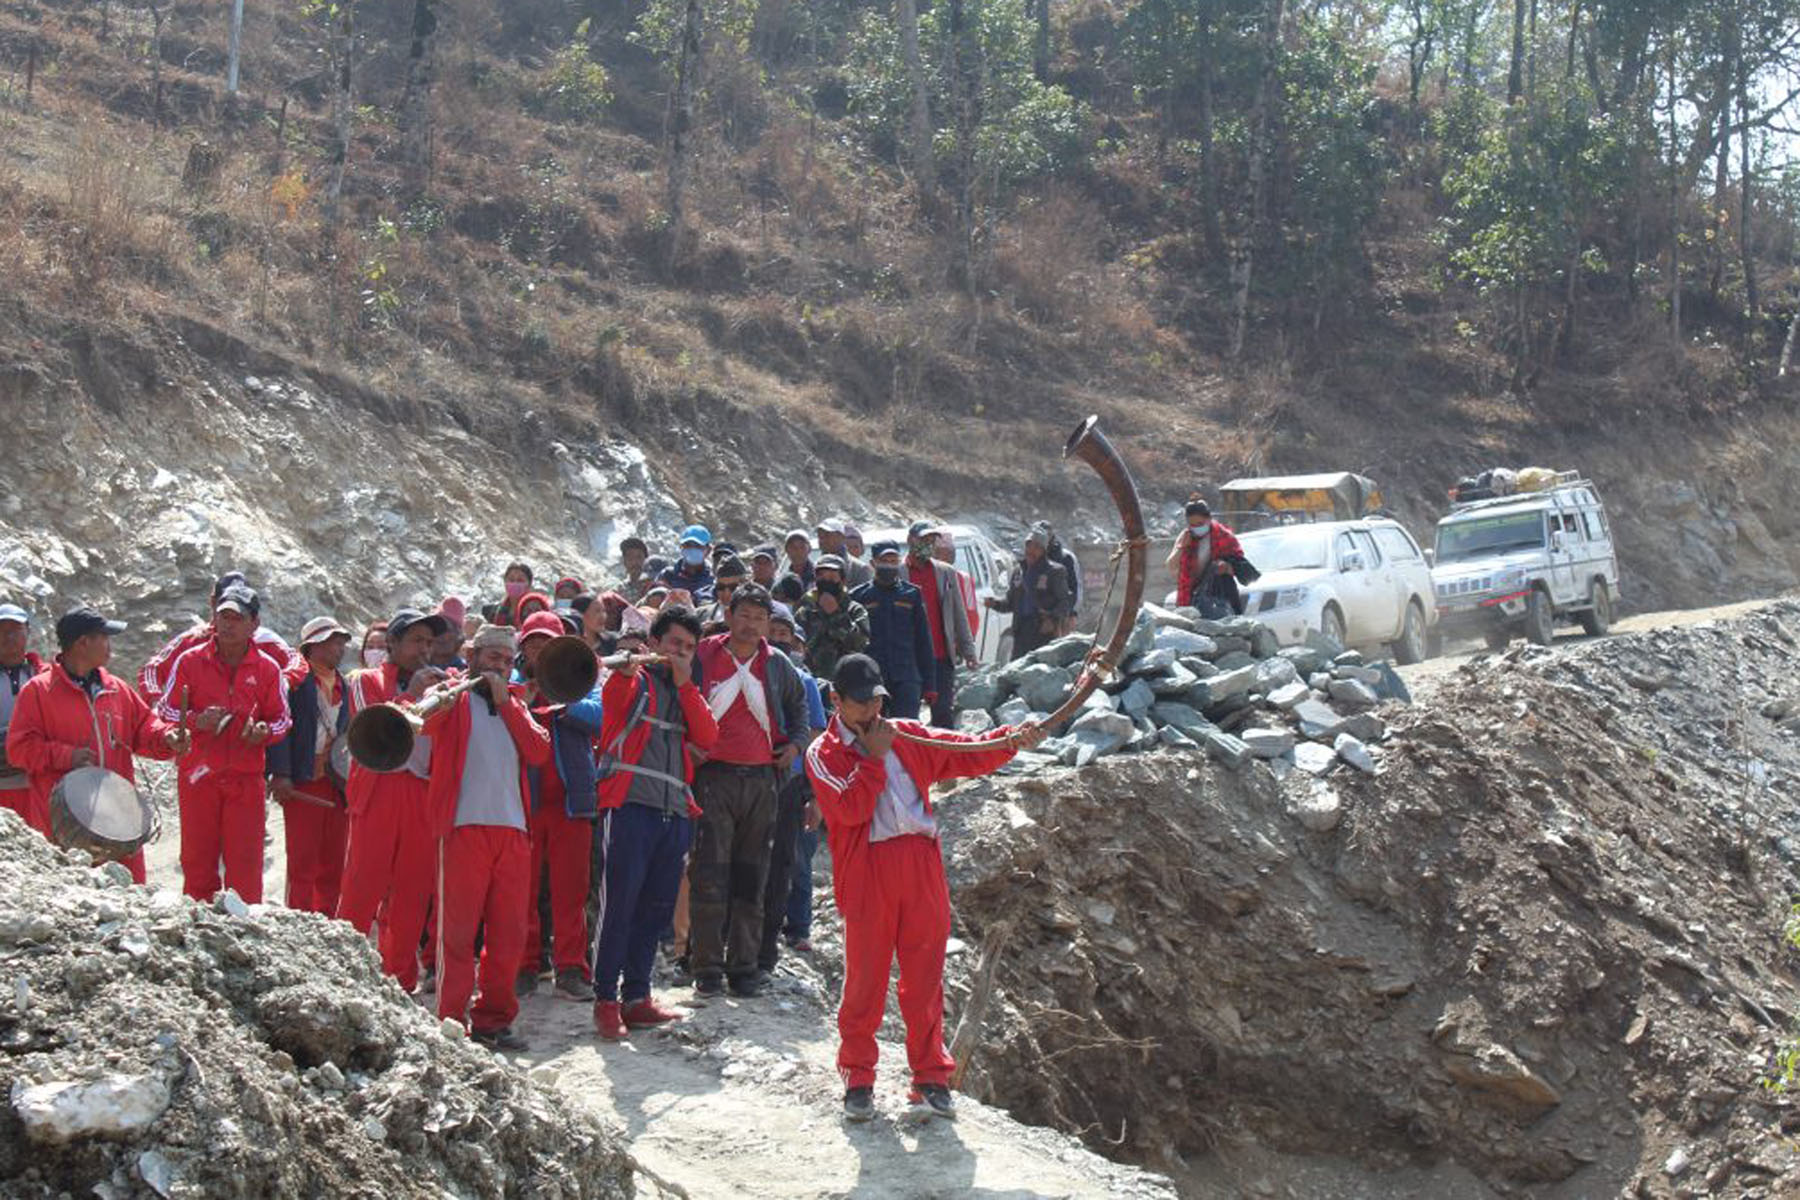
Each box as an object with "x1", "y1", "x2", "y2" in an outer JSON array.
[
  {"x1": 679, "y1": 524, "x2": 712, "y2": 548},
  {"x1": 0, "y1": 604, "x2": 27, "y2": 625}
]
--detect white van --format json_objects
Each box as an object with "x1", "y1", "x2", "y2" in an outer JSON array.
[
  {"x1": 1431, "y1": 478, "x2": 1620, "y2": 649},
  {"x1": 1237, "y1": 517, "x2": 1437, "y2": 663},
  {"x1": 861, "y1": 525, "x2": 1016, "y2": 664}
]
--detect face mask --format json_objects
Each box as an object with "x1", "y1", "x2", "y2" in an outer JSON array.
[
  {"x1": 504, "y1": 580, "x2": 528, "y2": 600},
  {"x1": 363, "y1": 648, "x2": 388, "y2": 669},
  {"x1": 1189, "y1": 521, "x2": 1212, "y2": 535},
  {"x1": 682, "y1": 546, "x2": 707, "y2": 566},
  {"x1": 875, "y1": 566, "x2": 901, "y2": 586},
  {"x1": 817, "y1": 580, "x2": 843, "y2": 597},
  {"x1": 908, "y1": 541, "x2": 933, "y2": 560}
]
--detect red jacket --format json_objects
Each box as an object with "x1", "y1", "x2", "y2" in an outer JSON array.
[
  {"x1": 805, "y1": 715, "x2": 1018, "y2": 913},
  {"x1": 158, "y1": 637, "x2": 292, "y2": 780},
  {"x1": 140, "y1": 623, "x2": 294, "y2": 704},
  {"x1": 6, "y1": 661, "x2": 178, "y2": 833},
  {"x1": 419, "y1": 683, "x2": 551, "y2": 838},
  {"x1": 595, "y1": 667, "x2": 718, "y2": 817},
  {"x1": 1176, "y1": 522, "x2": 1245, "y2": 608}
]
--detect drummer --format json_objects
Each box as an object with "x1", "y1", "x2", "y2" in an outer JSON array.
[
  {"x1": 4, "y1": 606, "x2": 190, "y2": 881},
  {"x1": 159, "y1": 585, "x2": 292, "y2": 905},
  {"x1": 0, "y1": 604, "x2": 45, "y2": 825}
]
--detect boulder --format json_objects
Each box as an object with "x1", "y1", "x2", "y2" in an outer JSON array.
[
  {"x1": 1334, "y1": 650, "x2": 1366, "y2": 667},
  {"x1": 957, "y1": 709, "x2": 997, "y2": 735},
  {"x1": 1288, "y1": 780, "x2": 1343, "y2": 832},
  {"x1": 1279, "y1": 646, "x2": 1326, "y2": 676},
  {"x1": 1210, "y1": 637, "x2": 1252, "y2": 658},
  {"x1": 1240, "y1": 727, "x2": 1296, "y2": 759},
  {"x1": 1187, "y1": 664, "x2": 1259, "y2": 710},
  {"x1": 1253, "y1": 658, "x2": 1300, "y2": 692},
  {"x1": 1340, "y1": 712, "x2": 1387, "y2": 742},
  {"x1": 1294, "y1": 699, "x2": 1349, "y2": 740},
  {"x1": 1118, "y1": 679, "x2": 1157, "y2": 717},
  {"x1": 1195, "y1": 616, "x2": 1262, "y2": 639},
  {"x1": 1150, "y1": 702, "x2": 1214, "y2": 740},
  {"x1": 1079, "y1": 688, "x2": 1117, "y2": 715},
  {"x1": 1293, "y1": 742, "x2": 1339, "y2": 775},
  {"x1": 995, "y1": 697, "x2": 1034, "y2": 726},
  {"x1": 1330, "y1": 665, "x2": 1383, "y2": 686},
  {"x1": 1142, "y1": 602, "x2": 1198, "y2": 631},
  {"x1": 1179, "y1": 656, "x2": 1220, "y2": 679},
  {"x1": 1064, "y1": 727, "x2": 1128, "y2": 766},
  {"x1": 1267, "y1": 681, "x2": 1310, "y2": 710},
  {"x1": 1327, "y1": 679, "x2": 1380, "y2": 707},
  {"x1": 1249, "y1": 626, "x2": 1281, "y2": 660},
  {"x1": 955, "y1": 672, "x2": 1008, "y2": 713},
  {"x1": 1304, "y1": 627, "x2": 1346, "y2": 658},
  {"x1": 1070, "y1": 709, "x2": 1136, "y2": 742},
  {"x1": 1334, "y1": 733, "x2": 1378, "y2": 774},
  {"x1": 1121, "y1": 647, "x2": 1178, "y2": 677},
  {"x1": 1157, "y1": 725, "x2": 1199, "y2": 750},
  {"x1": 1369, "y1": 661, "x2": 1413, "y2": 703},
  {"x1": 1149, "y1": 664, "x2": 1201, "y2": 697},
  {"x1": 1214, "y1": 652, "x2": 1257, "y2": 672},
  {"x1": 1123, "y1": 612, "x2": 1157, "y2": 660},
  {"x1": 14, "y1": 1072, "x2": 172, "y2": 1144},
  {"x1": 1016, "y1": 665, "x2": 1076, "y2": 712},
  {"x1": 1200, "y1": 728, "x2": 1251, "y2": 769},
  {"x1": 1024, "y1": 635, "x2": 1093, "y2": 670},
  {"x1": 1153, "y1": 628, "x2": 1219, "y2": 658}
]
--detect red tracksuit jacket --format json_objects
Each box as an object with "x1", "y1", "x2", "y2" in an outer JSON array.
[
  {"x1": 1175, "y1": 522, "x2": 1245, "y2": 608},
  {"x1": 140, "y1": 623, "x2": 294, "y2": 704},
  {"x1": 6, "y1": 662, "x2": 179, "y2": 833},
  {"x1": 805, "y1": 715, "x2": 1019, "y2": 907},
  {"x1": 594, "y1": 667, "x2": 718, "y2": 817},
  {"x1": 419, "y1": 683, "x2": 551, "y2": 838},
  {"x1": 158, "y1": 637, "x2": 292, "y2": 780}
]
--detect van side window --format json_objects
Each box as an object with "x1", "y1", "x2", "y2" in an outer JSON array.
[
  {"x1": 1336, "y1": 532, "x2": 1360, "y2": 568},
  {"x1": 1352, "y1": 531, "x2": 1384, "y2": 567},
  {"x1": 1372, "y1": 527, "x2": 1419, "y2": 562},
  {"x1": 1581, "y1": 511, "x2": 1603, "y2": 541}
]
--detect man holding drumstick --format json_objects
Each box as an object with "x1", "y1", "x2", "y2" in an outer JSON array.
[{"x1": 6, "y1": 606, "x2": 190, "y2": 881}]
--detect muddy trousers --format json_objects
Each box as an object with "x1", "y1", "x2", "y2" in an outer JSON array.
[
  {"x1": 591, "y1": 804, "x2": 692, "y2": 1003},
  {"x1": 757, "y1": 773, "x2": 812, "y2": 972},
  {"x1": 337, "y1": 776, "x2": 435, "y2": 991},
  {"x1": 838, "y1": 833, "x2": 956, "y2": 1090},
  {"x1": 177, "y1": 772, "x2": 266, "y2": 904},
  {"x1": 526, "y1": 799, "x2": 593, "y2": 975},
  {"x1": 687, "y1": 762, "x2": 779, "y2": 985},
  {"x1": 437, "y1": 824, "x2": 529, "y2": 1034},
  {"x1": 281, "y1": 779, "x2": 347, "y2": 914}
]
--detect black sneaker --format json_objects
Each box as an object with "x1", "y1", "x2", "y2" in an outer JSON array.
[
  {"x1": 472, "y1": 1026, "x2": 530, "y2": 1052},
  {"x1": 843, "y1": 1086, "x2": 875, "y2": 1123},
  {"x1": 416, "y1": 968, "x2": 437, "y2": 995},
  {"x1": 669, "y1": 955, "x2": 695, "y2": 988},
  {"x1": 910, "y1": 1084, "x2": 956, "y2": 1120},
  {"x1": 554, "y1": 968, "x2": 595, "y2": 1001},
  {"x1": 694, "y1": 975, "x2": 725, "y2": 997},
  {"x1": 515, "y1": 971, "x2": 540, "y2": 997},
  {"x1": 727, "y1": 973, "x2": 768, "y2": 998}
]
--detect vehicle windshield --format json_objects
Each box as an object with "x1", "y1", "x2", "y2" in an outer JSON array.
[
  {"x1": 1240, "y1": 527, "x2": 1328, "y2": 572},
  {"x1": 1435, "y1": 511, "x2": 1545, "y2": 563}
]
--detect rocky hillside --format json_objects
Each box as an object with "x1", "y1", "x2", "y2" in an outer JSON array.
[{"x1": 935, "y1": 601, "x2": 1800, "y2": 1196}]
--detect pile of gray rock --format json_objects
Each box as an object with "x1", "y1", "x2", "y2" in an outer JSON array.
[{"x1": 955, "y1": 604, "x2": 1407, "y2": 779}]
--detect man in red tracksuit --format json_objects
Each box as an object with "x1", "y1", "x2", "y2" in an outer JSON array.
[
  {"x1": 338, "y1": 607, "x2": 449, "y2": 992},
  {"x1": 139, "y1": 571, "x2": 294, "y2": 705},
  {"x1": 516, "y1": 611, "x2": 605, "y2": 1000},
  {"x1": 0, "y1": 603, "x2": 47, "y2": 825},
  {"x1": 421, "y1": 623, "x2": 551, "y2": 1051},
  {"x1": 805, "y1": 653, "x2": 1044, "y2": 1123},
  {"x1": 160, "y1": 585, "x2": 291, "y2": 904},
  {"x1": 7, "y1": 607, "x2": 190, "y2": 878}
]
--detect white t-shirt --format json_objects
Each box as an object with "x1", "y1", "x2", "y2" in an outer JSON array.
[{"x1": 454, "y1": 700, "x2": 526, "y2": 830}]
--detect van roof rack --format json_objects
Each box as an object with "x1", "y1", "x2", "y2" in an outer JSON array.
[{"x1": 1446, "y1": 472, "x2": 1594, "y2": 514}]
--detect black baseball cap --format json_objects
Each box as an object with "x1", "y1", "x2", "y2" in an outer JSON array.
[
  {"x1": 388, "y1": 607, "x2": 450, "y2": 642},
  {"x1": 214, "y1": 584, "x2": 261, "y2": 618},
  {"x1": 750, "y1": 544, "x2": 778, "y2": 563},
  {"x1": 57, "y1": 606, "x2": 127, "y2": 649},
  {"x1": 211, "y1": 571, "x2": 248, "y2": 602},
  {"x1": 869, "y1": 540, "x2": 902, "y2": 560},
  {"x1": 833, "y1": 654, "x2": 889, "y2": 703},
  {"x1": 1185, "y1": 499, "x2": 1212, "y2": 518},
  {"x1": 715, "y1": 556, "x2": 750, "y2": 582},
  {"x1": 907, "y1": 521, "x2": 936, "y2": 542}
]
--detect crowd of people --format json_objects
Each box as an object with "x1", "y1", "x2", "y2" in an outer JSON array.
[{"x1": 0, "y1": 510, "x2": 1150, "y2": 1123}]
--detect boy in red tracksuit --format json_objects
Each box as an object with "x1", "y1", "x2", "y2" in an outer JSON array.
[
  {"x1": 7, "y1": 607, "x2": 190, "y2": 878},
  {"x1": 805, "y1": 653, "x2": 1044, "y2": 1123},
  {"x1": 421, "y1": 624, "x2": 551, "y2": 1051},
  {"x1": 160, "y1": 586, "x2": 291, "y2": 904},
  {"x1": 337, "y1": 607, "x2": 450, "y2": 992}
]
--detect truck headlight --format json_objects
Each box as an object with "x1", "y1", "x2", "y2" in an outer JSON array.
[
  {"x1": 1491, "y1": 567, "x2": 1527, "y2": 593},
  {"x1": 1267, "y1": 586, "x2": 1310, "y2": 611}
]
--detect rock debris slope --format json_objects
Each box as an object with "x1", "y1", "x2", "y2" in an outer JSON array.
[
  {"x1": 0, "y1": 821, "x2": 634, "y2": 1199},
  {"x1": 938, "y1": 600, "x2": 1800, "y2": 1196}
]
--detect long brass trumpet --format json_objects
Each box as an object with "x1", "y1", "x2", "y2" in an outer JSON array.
[{"x1": 347, "y1": 635, "x2": 603, "y2": 772}]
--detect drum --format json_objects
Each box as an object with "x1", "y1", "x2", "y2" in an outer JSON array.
[{"x1": 49, "y1": 766, "x2": 157, "y2": 863}]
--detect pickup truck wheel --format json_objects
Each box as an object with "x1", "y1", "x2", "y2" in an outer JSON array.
[
  {"x1": 1320, "y1": 605, "x2": 1347, "y2": 651},
  {"x1": 1578, "y1": 581, "x2": 1613, "y2": 637},
  {"x1": 1524, "y1": 589, "x2": 1556, "y2": 646},
  {"x1": 1391, "y1": 601, "x2": 1427, "y2": 665}
]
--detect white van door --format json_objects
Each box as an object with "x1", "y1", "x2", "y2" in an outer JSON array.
[
  {"x1": 1332, "y1": 531, "x2": 1385, "y2": 641},
  {"x1": 1548, "y1": 509, "x2": 1583, "y2": 605}
]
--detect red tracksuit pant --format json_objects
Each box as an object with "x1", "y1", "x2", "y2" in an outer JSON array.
[
  {"x1": 282, "y1": 778, "x2": 348, "y2": 914},
  {"x1": 437, "y1": 823, "x2": 530, "y2": 1034},
  {"x1": 178, "y1": 771, "x2": 266, "y2": 904},
  {"x1": 336, "y1": 775, "x2": 435, "y2": 990},
  {"x1": 837, "y1": 833, "x2": 956, "y2": 1090},
  {"x1": 527, "y1": 793, "x2": 593, "y2": 974}
]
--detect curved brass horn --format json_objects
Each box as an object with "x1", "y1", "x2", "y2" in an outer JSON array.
[
  {"x1": 346, "y1": 703, "x2": 425, "y2": 773},
  {"x1": 534, "y1": 635, "x2": 600, "y2": 704}
]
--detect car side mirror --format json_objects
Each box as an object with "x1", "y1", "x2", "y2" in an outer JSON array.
[
  {"x1": 1341, "y1": 552, "x2": 1365, "y2": 573},
  {"x1": 1550, "y1": 532, "x2": 1564, "y2": 551},
  {"x1": 1423, "y1": 549, "x2": 1435, "y2": 566}
]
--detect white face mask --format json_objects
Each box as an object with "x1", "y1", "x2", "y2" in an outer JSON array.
[
  {"x1": 1189, "y1": 521, "x2": 1212, "y2": 536},
  {"x1": 363, "y1": 648, "x2": 388, "y2": 669}
]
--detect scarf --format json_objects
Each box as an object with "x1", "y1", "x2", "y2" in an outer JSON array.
[{"x1": 707, "y1": 644, "x2": 771, "y2": 739}]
